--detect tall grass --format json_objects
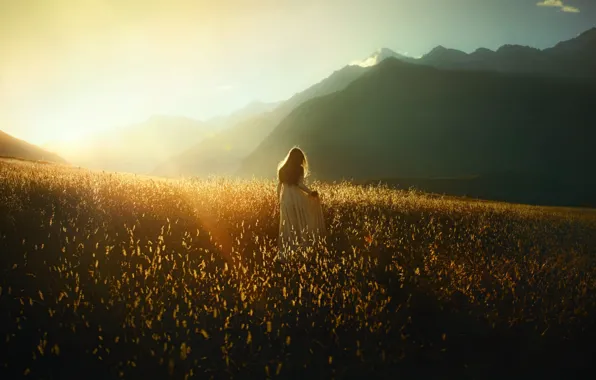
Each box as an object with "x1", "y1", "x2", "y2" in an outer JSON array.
[{"x1": 1, "y1": 160, "x2": 596, "y2": 379}]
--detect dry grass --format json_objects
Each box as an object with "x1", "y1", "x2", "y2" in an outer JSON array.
[{"x1": 1, "y1": 159, "x2": 596, "y2": 379}]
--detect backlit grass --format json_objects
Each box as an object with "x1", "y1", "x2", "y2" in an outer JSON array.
[{"x1": 1, "y1": 159, "x2": 596, "y2": 379}]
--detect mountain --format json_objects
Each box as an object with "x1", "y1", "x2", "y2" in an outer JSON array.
[
  {"x1": 350, "y1": 48, "x2": 414, "y2": 67},
  {"x1": 44, "y1": 99, "x2": 280, "y2": 175},
  {"x1": 155, "y1": 27, "x2": 596, "y2": 181},
  {"x1": 347, "y1": 28, "x2": 596, "y2": 79},
  {"x1": 47, "y1": 115, "x2": 207, "y2": 174},
  {"x1": 153, "y1": 112, "x2": 278, "y2": 176},
  {"x1": 419, "y1": 45, "x2": 470, "y2": 67},
  {"x1": 153, "y1": 65, "x2": 368, "y2": 177},
  {"x1": 416, "y1": 28, "x2": 596, "y2": 78},
  {"x1": 546, "y1": 27, "x2": 596, "y2": 54},
  {"x1": 0, "y1": 130, "x2": 66, "y2": 163},
  {"x1": 541, "y1": 27, "x2": 596, "y2": 78},
  {"x1": 239, "y1": 58, "x2": 596, "y2": 206},
  {"x1": 204, "y1": 100, "x2": 281, "y2": 131}
]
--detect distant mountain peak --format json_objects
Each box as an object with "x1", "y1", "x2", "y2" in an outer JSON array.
[
  {"x1": 473, "y1": 47, "x2": 494, "y2": 54},
  {"x1": 496, "y1": 44, "x2": 539, "y2": 53},
  {"x1": 228, "y1": 100, "x2": 281, "y2": 119},
  {"x1": 376, "y1": 47, "x2": 401, "y2": 57},
  {"x1": 350, "y1": 47, "x2": 410, "y2": 67},
  {"x1": 422, "y1": 45, "x2": 468, "y2": 63},
  {"x1": 430, "y1": 45, "x2": 447, "y2": 52}
]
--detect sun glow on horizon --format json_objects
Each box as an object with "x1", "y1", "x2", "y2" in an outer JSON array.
[
  {"x1": 0, "y1": 0, "x2": 293, "y2": 148},
  {"x1": 2, "y1": 0, "x2": 593, "y2": 151}
]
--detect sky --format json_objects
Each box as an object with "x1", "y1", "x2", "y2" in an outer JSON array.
[{"x1": 1, "y1": 0, "x2": 595, "y2": 145}]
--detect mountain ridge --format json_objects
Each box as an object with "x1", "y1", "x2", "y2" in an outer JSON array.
[
  {"x1": 153, "y1": 64, "x2": 368, "y2": 177},
  {"x1": 155, "y1": 27, "x2": 596, "y2": 180},
  {"x1": 238, "y1": 57, "x2": 596, "y2": 206},
  {"x1": 350, "y1": 26, "x2": 596, "y2": 78},
  {"x1": 0, "y1": 130, "x2": 67, "y2": 164}
]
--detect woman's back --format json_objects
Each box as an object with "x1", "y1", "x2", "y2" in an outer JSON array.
[
  {"x1": 278, "y1": 164, "x2": 303, "y2": 186},
  {"x1": 276, "y1": 147, "x2": 325, "y2": 260}
]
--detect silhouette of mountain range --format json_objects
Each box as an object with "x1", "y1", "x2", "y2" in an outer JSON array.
[
  {"x1": 201, "y1": 101, "x2": 281, "y2": 132},
  {"x1": 360, "y1": 28, "x2": 596, "y2": 79},
  {"x1": 156, "y1": 27, "x2": 596, "y2": 183},
  {"x1": 0, "y1": 130, "x2": 66, "y2": 163},
  {"x1": 239, "y1": 58, "x2": 596, "y2": 207}
]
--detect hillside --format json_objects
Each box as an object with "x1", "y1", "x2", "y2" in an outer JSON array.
[
  {"x1": 199, "y1": 100, "x2": 281, "y2": 132},
  {"x1": 153, "y1": 65, "x2": 368, "y2": 177},
  {"x1": 0, "y1": 130, "x2": 66, "y2": 163},
  {"x1": 153, "y1": 112, "x2": 279, "y2": 176},
  {"x1": 240, "y1": 58, "x2": 596, "y2": 207},
  {"x1": 2, "y1": 159, "x2": 596, "y2": 378}
]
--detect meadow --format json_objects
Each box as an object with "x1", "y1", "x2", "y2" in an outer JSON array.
[{"x1": 1, "y1": 158, "x2": 596, "y2": 379}]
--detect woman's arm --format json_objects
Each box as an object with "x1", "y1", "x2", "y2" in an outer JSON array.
[
  {"x1": 298, "y1": 177, "x2": 318, "y2": 196},
  {"x1": 276, "y1": 181, "x2": 282, "y2": 200}
]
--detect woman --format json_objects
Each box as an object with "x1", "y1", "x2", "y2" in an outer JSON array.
[{"x1": 276, "y1": 147, "x2": 326, "y2": 261}]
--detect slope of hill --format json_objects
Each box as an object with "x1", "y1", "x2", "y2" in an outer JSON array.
[
  {"x1": 0, "y1": 130, "x2": 66, "y2": 163},
  {"x1": 153, "y1": 65, "x2": 368, "y2": 177},
  {"x1": 240, "y1": 58, "x2": 596, "y2": 207},
  {"x1": 201, "y1": 100, "x2": 281, "y2": 132},
  {"x1": 153, "y1": 112, "x2": 278, "y2": 176},
  {"x1": 44, "y1": 100, "x2": 281, "y2": 175}
]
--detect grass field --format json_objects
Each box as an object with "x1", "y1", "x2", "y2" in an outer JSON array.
[{"x1": 1, "y1": 158, "x2": 596, "y2": 379}]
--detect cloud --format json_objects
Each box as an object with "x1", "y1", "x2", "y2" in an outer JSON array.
[
  {"x1": 350, "y1": 48, "x2": 414, "y2": 68},
  {"x1": 537, "y1": 0, "x2": 564, "y2": 6},
  {"x1": 349, "y1": 56, "x2": 378, "y2": 68},
  {"x1": 561, "y1": 5, "x2": 580, "y2": 13},
  {"x1": 537, "y1": 0, "x2": 580, "y2": 13}
]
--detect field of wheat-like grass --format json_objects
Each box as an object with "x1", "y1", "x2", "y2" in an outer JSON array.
[{"x1": 1, "y1": 159, "x2": 596, "y2": 379}]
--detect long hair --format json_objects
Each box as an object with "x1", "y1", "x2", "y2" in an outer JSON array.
[{"x1": 277, "y1": 147, "x2": 309, "y2": 185}]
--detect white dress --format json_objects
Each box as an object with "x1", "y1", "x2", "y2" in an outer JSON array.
[{"x1": 277, "y1": 176, "x2": 326, "y2": 260}]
